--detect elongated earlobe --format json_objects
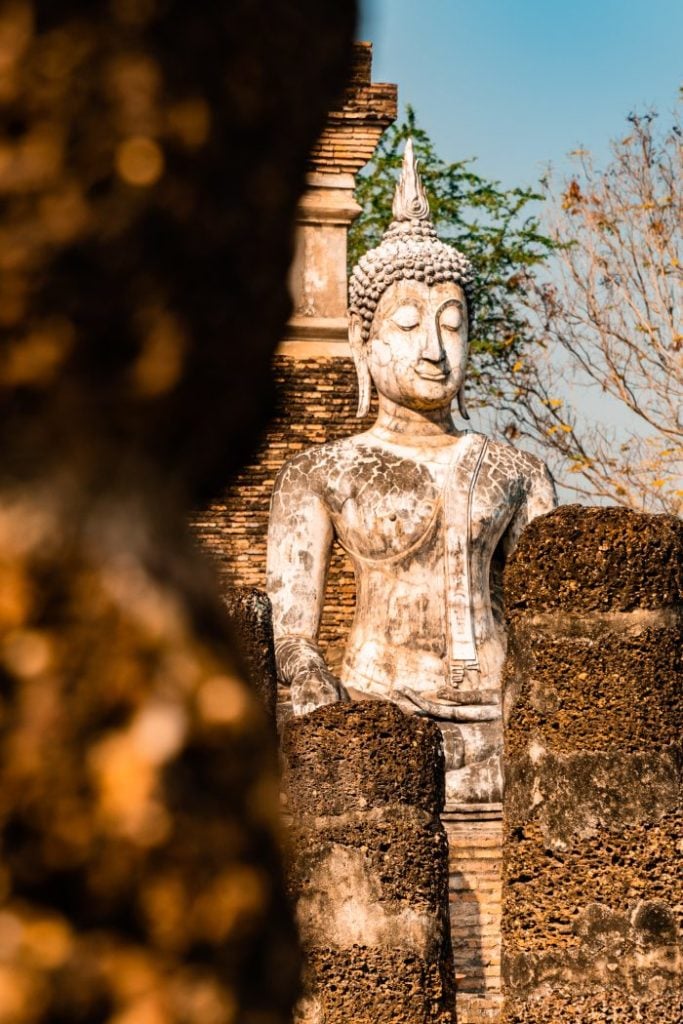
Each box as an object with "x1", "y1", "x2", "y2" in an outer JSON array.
[
  {"x1": 348, "y1": 313, "x2": 372, "y2": 418},
  {"x1": 457, "y1": 384, "x2": 470, "y2": 420},
  {"x1": 355, "y1": 360, "x2": 372, "y2": 418}
]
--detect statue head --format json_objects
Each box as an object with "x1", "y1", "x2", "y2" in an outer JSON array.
[{"x1": 348, "y1": 139, "x2": 475, "y2": 419}]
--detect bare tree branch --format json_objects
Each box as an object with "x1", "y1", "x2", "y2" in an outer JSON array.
[{"x1": 502, "y1": 108, "x2": 682, "y2": 514}]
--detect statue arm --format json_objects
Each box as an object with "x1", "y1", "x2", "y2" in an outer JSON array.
[
  {"x1": 503, "y1": 459, "x2": 557, "y2": 558},
  {"x1": 266, "y1": 461, "x2": 349, "y2": 715}
]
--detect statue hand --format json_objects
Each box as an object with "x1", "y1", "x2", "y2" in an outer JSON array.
[
  {"x1": 274, "y1": 635, "x2": 350, "y2": 716},
  {"x1": 292, "y1": 667, "x2": 350, "y2": 716},
  {"x1": 395, "y1": 686, "x2": 501, "y2": 722}
]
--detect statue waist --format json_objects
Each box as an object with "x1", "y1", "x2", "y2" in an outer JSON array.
[{"x1": 341, "y1": 633, "x2": 505, "y2": 698}]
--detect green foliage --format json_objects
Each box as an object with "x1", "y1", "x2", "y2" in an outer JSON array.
[{"x1": 349, "y1": 107, "x2": 560, "y2": 401}]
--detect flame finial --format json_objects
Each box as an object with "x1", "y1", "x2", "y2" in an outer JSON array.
[{"x1": 391, "y1": 137, "x2": 430, "y2": 222}]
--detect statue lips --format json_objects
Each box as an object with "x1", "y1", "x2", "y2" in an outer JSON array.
[{"x1": 415, "y1": 363, "x2": 450, "y2": 382}]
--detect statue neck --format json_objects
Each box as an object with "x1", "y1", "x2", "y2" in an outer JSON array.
[{"x1": 372, "y1": 396, "x2": 460, "y2": 442}]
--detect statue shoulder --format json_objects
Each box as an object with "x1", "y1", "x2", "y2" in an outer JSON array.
[
  {"x1": 273, "y1": 438, "x2": 359, "y2": 497},
  {"x1": 483, "y1": 437, "x2": 555, "y2": 498}
]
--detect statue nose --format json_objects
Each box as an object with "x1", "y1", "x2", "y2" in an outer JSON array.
[{"x1": 421, "y1": 322, "x2": 444, "y2": 362}]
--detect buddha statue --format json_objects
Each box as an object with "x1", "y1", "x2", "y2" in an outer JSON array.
[{"x1": 266, "y1": 140, "x2": 556, "y2": 803}]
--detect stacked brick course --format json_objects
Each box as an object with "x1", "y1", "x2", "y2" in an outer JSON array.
[
  {"x1": 447, "y1": 817, "x2": 504, "y2": 1023},
  {"x1": 308, "y1": 41, "x2": 397, "y2": 176}
]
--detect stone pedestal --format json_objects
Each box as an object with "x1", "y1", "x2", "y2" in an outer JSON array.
[
  {"x1": 501, "y1": 506, "x2": 683, "y2": 1023},
  {"x1": 282, "y1": 701, "x2": 456, "y2": 1024}
]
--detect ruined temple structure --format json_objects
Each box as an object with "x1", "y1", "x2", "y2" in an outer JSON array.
[
  {"x1": 192, "y1": 39, "x2": 682, "y2": 1024},
  {"x1": 502, "y1": 507, "x2": 682, "y2": 1023},
  {"x1": 195, "y1": 45, "x2": 506, "y2": 1023}
]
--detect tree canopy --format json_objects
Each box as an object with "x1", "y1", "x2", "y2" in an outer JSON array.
[{"x1": 351, "y1": 103, "x2": 682, "y2": 514}]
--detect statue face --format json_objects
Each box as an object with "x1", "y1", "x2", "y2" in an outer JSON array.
[{"x1": 356, "y1": 280, "x2": 468, "y2": 412}]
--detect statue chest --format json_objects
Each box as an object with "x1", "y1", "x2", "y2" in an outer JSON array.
[{"x1": 324, "y1": 444, "x2": 517, "y2": 562}]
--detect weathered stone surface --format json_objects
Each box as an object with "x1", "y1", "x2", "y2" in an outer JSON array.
[
  {"x1": 288, "y1": 806, "x2": 449, "y2": 915},
  {"x1": 504, "y1": 505, "x2": 683, "y2": 615},
  {"x1": 501, "y1": 506, "x2": 683, "y2": 1024},
  {"x1": 0, "y1": 1, "x2": 356, "y2": 1020},
  {"x1": 503, "y1": 624, "x2": 681, "y2": 759},
  {"x1": 223, "y1": 587, "x2": 277, "y2": 719},
  {"x1": 282, "y1": 700, "x2": 445, "y2": 817},
  {"x1": 301, "y1": 946, "x2": 455, "y2": 1024},
  {"x1": 283, "y1": 700, "x2": 456, "y2": 1024},
  {"x1": 505, "y1": 747, "x2": 680, "y2": 849}
]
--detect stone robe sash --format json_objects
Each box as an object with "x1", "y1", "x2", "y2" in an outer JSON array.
[{"x1": 444, "y1": 433, "x2": 488, "y2": 683}]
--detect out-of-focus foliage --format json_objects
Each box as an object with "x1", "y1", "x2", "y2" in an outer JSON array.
[
  {"x1": 0, "y1": 1, "x2": 357, "y2": 1021},
  {"x1": 504, "y1": 106, "x2": 682, "y2": 514},
  {"x1": 349, "y1": 107, "x2": 560, "y2": 406},
  {"x1": 0, "y1": 0, "x2": 355, "y2": 498}
]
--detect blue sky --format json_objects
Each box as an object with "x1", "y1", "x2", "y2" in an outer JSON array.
[
  {"x1": 358, "y1": 1, "x2": 682, "y2": 499},
  {"x1": 360, "y1": 0, "x2": 682, "y2": 190}
]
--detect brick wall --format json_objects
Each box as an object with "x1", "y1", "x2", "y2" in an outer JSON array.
[
  {"x1": 309, "y1": 41, "x2": 397, "y2": 175},
  {"x1": 193, "y1": 354, "x2": 373, "y2": 669},
  {"x1": 446, "y1": 815, "x2": 504, "y2": 1024}
]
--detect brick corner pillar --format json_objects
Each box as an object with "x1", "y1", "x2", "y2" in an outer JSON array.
[
  {"x1": 500, "y1": 505, "x2": 683, "y2": 1023},
  {"x1": 282, "y1": 700, "x2": 456, "y2": 1024},
  {"x1": 284, "y1": 40, "x2": 398, "y2": 353}
]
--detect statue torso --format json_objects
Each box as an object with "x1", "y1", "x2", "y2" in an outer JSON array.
[
  {"x1": 268, "y1": 426, "x2": 556, "y2": 804},
  {"x1": 300, "y1": 430, "x2": 536, "y2": 701}
]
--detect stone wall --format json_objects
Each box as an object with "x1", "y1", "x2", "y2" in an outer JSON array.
[
  {"x1": 501, "y1": 505, "x2": 682, "y2": 1023},
  {"x1": 282, "y1": 700, "x2": 456, "y2": 1024}
]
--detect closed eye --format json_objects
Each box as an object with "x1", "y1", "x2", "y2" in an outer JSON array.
[
  {"x1": 437, "y1": 299, "x2": 463, "y2": 332},
  {"x1": 439, "y1": 316, "x2": 462, "y2": 333},
  {"x1": 390, "y1": 304, "x2": 421, "y2": 331}
]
